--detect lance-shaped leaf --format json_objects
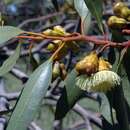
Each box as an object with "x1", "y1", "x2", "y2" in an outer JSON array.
[
  {"x1": 84, "y1": 0, "x2": 104, "y2": 33},
  {"x1": 74, "y1": 0, "x2": 91, "y2": 34},
  {"x1": 55, "y1": 69, "x2": 84, "y2": 120},
  {"x1": 100, "y1": 93, "x2": 113, "y2": 124},
  {"x1": 0, "y1": 26, "x2": 24, "y2": 45},
  {"x1": 6, "y1": 60, "x2": 52, "y2": 130},
  {"x1": 0, "y1": 44, "x2": 21, "y2": 76}
]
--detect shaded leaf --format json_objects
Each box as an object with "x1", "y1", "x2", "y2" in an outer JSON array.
[
  {"x1": 100, "y1": 93, "x2": 113, "y2": 124},
  {"x1": 0, "y1": 44, "x2": 21, "y2": 76},
  {"x1": 51, "y1": 0, "x2": 59, "y2": 11},
  {"x1": 84, "y1": 0, "x2": 103, "y2": 33},
  {"x1": 79, "y1": 98, "x2": 99, "y2": 112},
  {"x1": 6, "y1": 60, "x2": 52, "y2": 130},
  {"x1": 121, "y1": 49, "x2": 130, "y2": 106},
  {"x1": 66, "y1": 0, "x2": 74, "y2": 6},
  {"x1": 74, "y1": 0, "x2": 91, "y2": 34},
  {"x1": 0, "y1": 26, "x2": 24, "y2": 45},
  {"x1": 55, "y1": 69, "x2": 84, "y2": 120},
  {"x1": 116, "y1": 47, "x2": 128, "y2": 72},
  {"x1": 108, "y1": 32, "x2": 130, "y2": 128}
]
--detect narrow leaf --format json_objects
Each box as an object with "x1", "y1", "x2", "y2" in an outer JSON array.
[
  {"x1": 84, "y1": 0, "x2": 103, "y2": 33},
  {"x1": 74, "y1": 0, "x2": 91, "y2": 34},
  {"x1": 116, "y1": 47, "x2": 128, "y2": 72},
  {"x1": 0, "y1": 26, "x2": 24, "y2": 45},
  {"x1": 0, "y1": 44, "x2": 21, "y2": 76},
  {"x1": 100, "y1": 93, "x2": 113, "y2": 124},
  {"x1": 6, "y1": 60, "x2": 52, "y2": 130},
  {"x1": 55, "y1": 69, "x2": 84, "y2": 120}
]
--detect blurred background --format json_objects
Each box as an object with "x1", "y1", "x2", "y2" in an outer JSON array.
[{"x1": 0, "y1": 0, "x2": 130, "y2": 130}]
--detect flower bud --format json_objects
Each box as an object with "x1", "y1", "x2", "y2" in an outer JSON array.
[
  {"x1": 53, "y1": 25, "x2": 66, "y2": 35},
  {"x1": 107, "y1": 16, "x2": 127, "y2": 29},
  {"x1": 98, "y1": 58, "x2": 112, "y2": 71},
  {"x1": 75, "y1": 51, "x2": 99, "y2": 75},
  {"x1": 76, "y1": 70, "x2": 121, "y2": 92},
  {"x1": 113, "y1": 2, "x2": 127, "y2": 16},
  {"x1": 52, "y1": 61, "x2": 61, "y2": 80},
  {"x1": 46, "y1": 43, "x2": 56, "y2": 51},
  {"x1": 42, "y1": 29, "x2": 52, "y2": 35},
  {"x1": 120, "y1": 7, "x2": 130, "y2": 19}
]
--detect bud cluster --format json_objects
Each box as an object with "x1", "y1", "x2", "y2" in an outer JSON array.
[
  {"x1": 75, "y1": 51, "x2": 112, "y2": 75},
  {"x1": 75, "y1": 51, "x2": 120, "y2": 92},
  {"x1": 45, "y1": 26, "x2": 79, "y2": 60},
  {"x1": 108, "y1": 2, "x2": 130, "y2": 29}
]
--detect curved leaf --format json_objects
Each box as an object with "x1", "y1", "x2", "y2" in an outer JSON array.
[
  {"x1": 6, "y1": 60, "x2": 52, "y2": 130},
  {"x1": 0, "y1": 26, "x2": 24, "y2": 45},
  {"x1": 0, "y1": 44, "x2": 21, "y2": 76},
  {"x1": 74, "y1": 0, "x2": 91, "y2": 34},
  {"x1": 55, "y1": 69, "x2": 84, "y2": 120},
  {"x1": 84, "y1": 0, "x2": 103, "y2": 33}
]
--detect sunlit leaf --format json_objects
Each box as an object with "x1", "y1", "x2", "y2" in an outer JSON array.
[
  {"x1": 6, "y1": 60, "x2": 52, "y2": 130},
  {"x1": 74, "y1": 0, "x2": 91, "y2": 34}
]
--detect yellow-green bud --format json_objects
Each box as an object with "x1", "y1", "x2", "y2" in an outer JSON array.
[
  {"x1": 53, "y1": 25, "x2": 66, "y2": 35},
  {"x1": 113, "y1": 2, "x2": 127, "y2": 16},
  {"x1": 98, "y1": 58, "x2": 112, "y2": 71},
  {"x1": 42, "y1": 29, "x2": 52, "y2": 35},
  {"x1": 52, "y1": 61, "x2": 61, "y2": 80},
  {"x1": 75, "y1": 51, "x2": 99, "y2": 75},
  {"x1": 46, "y1": 43, "x2": 55, "y2": 51},
  {"x1": 108, "y1": 16, "x2": 127, "y2": 29}
]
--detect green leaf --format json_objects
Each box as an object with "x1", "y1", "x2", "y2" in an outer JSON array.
[
  {"x1": 84, "y1": 0, "x2": 103, "y2": 33},
  {"x1": 100, "y1": 93, "x2": 113, "y2": 124},
  {"x1": 55, "y1": 69, "x2": 84, "y2": 120},
  {"x1": 0, "y1": 44, "x2": 21, "y2": 76},
  {"x1": 79, "y1": 98, "x2": 99, "y2": 112},
  {"x1": 0, "y1": 26, "x2": 24, "y2": 45},
  {"x1": 121, "y1": 49, "x2": 130, "y2": 106},
  {"x1": 116, "y1": 47, "x2": 128, "y2": 72},
  {"x1": 74, "y1": 0, "x2": 91, "y2": 34},
  {"x1": 6, "y1": 60, "x2": 52, "y2": 130}
]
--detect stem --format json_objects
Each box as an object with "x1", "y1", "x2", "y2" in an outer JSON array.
[
  {"x1": 16, "y1": 36, "x2": 43, "y2": 40},
  {"x1": 49, "y1": 42, "x2": 65, "y2": 61},
  {"x1": 17, "y1": 31, "x2": 130, "y2": 48}
]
